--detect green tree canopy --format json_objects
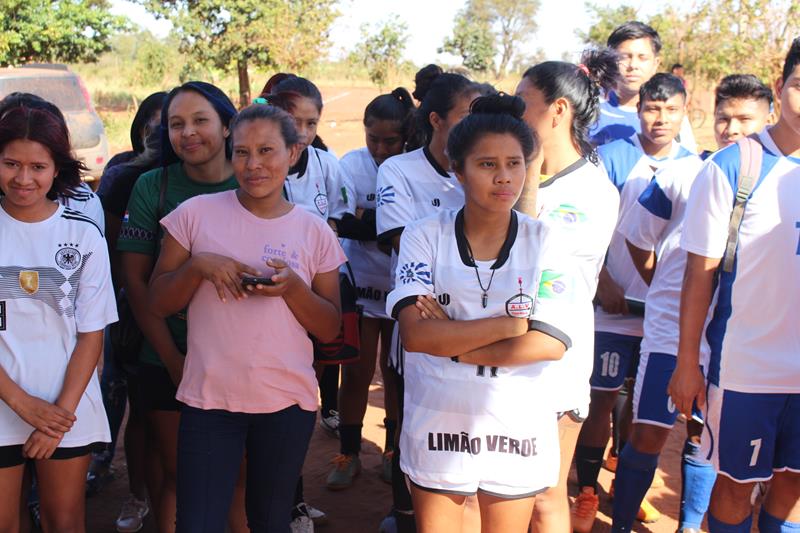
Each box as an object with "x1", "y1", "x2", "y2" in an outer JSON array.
[
  {"x1": 138, "y1": 0, "x2": 339, "y2": 107},
  {"x1": 0, "y1": 0, "x2": 127, "y2": 67},
  {"x1": 439, "y1": 5, "x2": 495, "y2": 74},
  {"x1": 349, "y1": 15, "x2": 409, "y2": 88}
]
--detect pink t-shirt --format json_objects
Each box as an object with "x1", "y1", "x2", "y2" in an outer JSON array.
[{"x1": 161, "y1": 190, "x2": 346, "y2": 413}]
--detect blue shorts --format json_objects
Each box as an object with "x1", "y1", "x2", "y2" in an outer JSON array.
[
  {"x1": 633, "y1": 352, "x2": 704, "y2": 428},
  {"x1": 590, "y1": 332, "x2": 642, "y2": 390},
  {"x1": 704, "y1": 385, "x2": 800, "y2": 482}
]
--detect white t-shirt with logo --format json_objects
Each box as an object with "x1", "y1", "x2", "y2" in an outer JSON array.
[
  {"x1": 595, "y1": 135, "x2": 697, "y2": 337},
  {"x1": 619, "y1": 154, "x2": 704, "y2": 358},
  {"x1": 0, "y1": 204, "x2": 116, "y2": 447},
  {"x1": 386, "y1": 208, "x2": 575, "y2": 495},
  {"x1": 680, "y1": 128, "x2": 800, "y2": 393},
  {"x1": 376, "y1": 146, "x2": 465, "y2": 373},
  {"x1": 339, "y1": 147, "x2": 392, "y2": 319},
  {"x1": 535, "y1": 159, "x2": 619, "y2": 413},
  {"x1": 284, "y1": 146, "x2": 352, "y2": 220},
  {"x1": 60, "y1": 182, "x2": 105, "y2": 229}
]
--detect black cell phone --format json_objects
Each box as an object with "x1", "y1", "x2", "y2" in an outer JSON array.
[
  {"x1": 625, "y1": 297, "x2": 646, "y2": 317},
  {"x1": 241, "y1": 276, "x2": 275, "y2": 287}
]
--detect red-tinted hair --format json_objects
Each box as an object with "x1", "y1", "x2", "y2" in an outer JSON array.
[{"x1": 0, "y1": 106, "x2": 86, "y2": 199}]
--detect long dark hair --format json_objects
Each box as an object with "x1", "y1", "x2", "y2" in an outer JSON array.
[
  {"x1": 130, "y1": 91, "x2": 168, "y2": 153},
  {"x1": 0, "y1": 105, "x2": 86, "y2": 200},
  {"x1": 364, "y1": 87, "x2": 416, "y2": 150},
  {"x1": 522, "y1": 49, "x2": 619, "y2": 163},
  {"x1": 413, "y1": 64, "x2": 478, "y2": 145},
  {"x1": 260, "y1": 73, "x2": 328, "y2": 151}
]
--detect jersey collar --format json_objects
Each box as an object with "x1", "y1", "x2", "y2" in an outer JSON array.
[
  {"x1": 289, "y1": 146, "x2": 310, "y2": 178},
  {"x1": 423, "y1": 145, "x2": 451, "y2": 178},
  {"x1": 454, "y1": 208, "x2": 519, "y2": 269},
  {"x1": 539, "y1": 158, "x2": 588, "y2": 188}
]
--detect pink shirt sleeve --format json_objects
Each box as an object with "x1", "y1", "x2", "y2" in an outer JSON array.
[
  {"x1": 159, "y1": 200, "x2": 197, "y2": 253},
  {"x1": 313, "y1": 219, "x2": 347, "y2": 275}
]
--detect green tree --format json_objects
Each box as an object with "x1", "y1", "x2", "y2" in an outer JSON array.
[
  {"x1": 137, "y1": 0, "x2": 339, "y2": 108},
  {"x1": 349, "y1": 15, "x2": 409, "y2": 88},
  {"x1": 0, "y1": 0, "x2": 127, "y2": 66},
  {"x1": 576, "y1": 3, "x2": 639, "y2": 48},
  {"x1": 440, "y1": 5, "x2": 495, "y2": 74}
]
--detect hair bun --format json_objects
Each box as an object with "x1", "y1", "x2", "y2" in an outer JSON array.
[
  {"x1": 469, "y1": 93, "x2": 526, "y2": 121},
  {"x1": 413, "y1": 64, "x2": 444, "y2": 101}
]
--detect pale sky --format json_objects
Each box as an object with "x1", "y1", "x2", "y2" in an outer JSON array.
[{"x1": 111, "y1": 0, "x2": 665, "y2": 65}]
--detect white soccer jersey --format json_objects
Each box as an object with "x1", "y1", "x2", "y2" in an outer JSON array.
[
  {"x1": 386, "y1": 208, "x2": 575, "y2": 495},
  {"x1": 595, "y1": 135, "x2": 696, "y2": 337},
  {"x1": 535, "y1": 159, "x2": 619, "y2": 413},
  {"x1": 619, "y1": 154, "x2": 704, "y2": 358},
  {"x1": 284, "y1": 146, "x2": 352, "y2": 220},
  {"x1": 681, "y1": 128, "x2": 800, "y2": 394},
  {"x1": 339, "y1": 147, "x2": 392, "y2": 319},
  {"x1": 0, "y1": 204, "x2": 116, "y2": 447},
  {"x1": 60, "y1": 182, "x2": 105, "y2": 229}
]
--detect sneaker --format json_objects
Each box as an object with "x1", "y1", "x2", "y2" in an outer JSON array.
[
  {"x1": 378, "y1": 513, "x2": 397, "y2": 533},
  {"x1": 320, "y1": 410, "x2": 340, "y2": 437},
  {"x1": 86, "y1": 459, "x2": 115, "y2": 497},
  {"x1": 380, "y1": 449, "x2": 394, "y2": 484},
  {"x1": 570, "y1": 487, "x2": 598, "y2": 533},
  {"x1": 326, "y1": 454, "x2": 362, "y2": 490},
  {"x1": 604, "y1": 451, "x2": 618, "y2": 473},
  {"x1": 637, "y1": 497, "x2": 661, "y2": 523},
  {"x1": 295, "y1": 502, "x2": 328, "y2": 526},
  {"x1": 116, "y1": 496, "x2": 149, "y2": 532},
  {"x1": 290, "y1": 515, "x2": 314, "y2": 533}
]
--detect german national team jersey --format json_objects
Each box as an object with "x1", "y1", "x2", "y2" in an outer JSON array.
[
  {"x1": 681, "y1": 128, "x2": 800, "y2": 393},
  {"x1": 590, "y1": 90, "x2": 697, "y2": 151},
  {"x1": 284, "y1": 146, "x2": 352, "y2": 220},
  {"x1": 386, "y1": 208, "x2": 574, "y2": 495},
  {"x1": 118, "y1": 162, "x2": 238, "y2": 367},
  {"x1": 60, "y1": 182, "x2": 104, "y2": 228},
  {"x1": 339, "y1": 147, "x2": 391, "y2": 319},
  {"x1": 0, "y1": 204, "x2": 116, "y2": 447},
  {"x1": 619, "y1": 153, "x2": 704, "y2": 357},
  {"x1": 596, "y1": 135, "x2": 696, "y2": 337},
  {"x1": 536, "y1": 159, "x2": 619, "y2": 413}
]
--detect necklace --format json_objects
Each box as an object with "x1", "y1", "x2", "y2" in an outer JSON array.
[{"x1": 465, "y1": 239, "x2": 496, "y2": 309}]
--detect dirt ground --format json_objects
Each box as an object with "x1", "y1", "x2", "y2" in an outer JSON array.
[{"x1": 85, "y1": 86, "x2": 718, "y2": 532}]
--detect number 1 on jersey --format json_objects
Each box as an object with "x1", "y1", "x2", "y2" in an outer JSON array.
[{"x1": 749, "y1": 438, "x2": 762, "y2": 467}]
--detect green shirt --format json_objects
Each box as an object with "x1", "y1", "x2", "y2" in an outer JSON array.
[{"x1": 117, "y1": 162, "x2": 238, "y2": 366}]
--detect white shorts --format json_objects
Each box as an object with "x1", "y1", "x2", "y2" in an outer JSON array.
[{"x1": 400, "y1": 356, "x2": 560, "y2": 497}]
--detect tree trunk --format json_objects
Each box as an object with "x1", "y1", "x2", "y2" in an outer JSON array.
[{"x1": 237, "y1": 58, "x2": 251, "y2": 109}]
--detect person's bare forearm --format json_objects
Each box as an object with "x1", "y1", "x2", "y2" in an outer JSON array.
[
  {"x1": 400, "y1": 312, "x2": 525, "y2": 356},
  {"x1": 149, "y1": 257, "x2": 205, "y2": 317},
  {"x1": 626, "y1": 240, "x2": 657, "y2": 286},
  {"x1": 283, "y1": 279, "x2": 341, "y2": 342},
  {"x1": 55, "y1": 331, "x2": 103, "y2": 413},
  {"x1": 458, "y1": 330, "x2": 566, "y2": 366},
  {"x1": 677, "y1": 253, "x2": 719, "y2": 368}
]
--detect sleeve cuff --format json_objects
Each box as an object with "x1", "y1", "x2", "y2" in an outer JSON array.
[
  {"x1": 390, "y1": 295, "x2": 418, "y2": 320},
  {"x1": 528, "y1": 320, "x2": 572, "y2": 349}
]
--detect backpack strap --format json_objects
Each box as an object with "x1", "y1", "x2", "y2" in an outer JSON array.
[{"x1": 722, "y1": 135, "x2": 762, "y2": 273}]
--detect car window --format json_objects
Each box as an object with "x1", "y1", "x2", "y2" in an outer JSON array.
[{"x1": 0, "y1": 75, "x2": 86, "y2": 112}]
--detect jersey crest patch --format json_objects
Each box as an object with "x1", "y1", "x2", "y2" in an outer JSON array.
[
  {"x1": 399, "y1": 262, "x2": 432, "y2": 285},
  {"x1": 506, "y1": 277, "x2": 533, "y2": 318},
  {"x1": 314, "y1": 192, "x2": 328, "y2": 216},
  {"x1": 55, "y1": 246, "x2": 81, "y2": 270},
  {"x1": 18, "y1": 271, "x2": 39, "y2": 295},
  {"x1": 376, "y1": 185, "x2": 395, "y2": 207}
]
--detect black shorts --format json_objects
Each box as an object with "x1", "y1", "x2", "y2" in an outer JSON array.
[
  {"x1": 0, "y1": 442, "x2": 105, "y2": 469},
  {"x1": 138, "y1": 362, "x2": 183, "y2": 412}
]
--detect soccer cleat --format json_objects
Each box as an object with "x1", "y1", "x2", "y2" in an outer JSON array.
[
  {"x1": 289, "y1": 515, "x2": 314, "y2": 533},
  {"x1": 570, "y1": 487, "x2": 599, "y2": 533},
  {"x1": 319, "y1": 410, "x2": 340, "y2": 437},
  {"x1": 116, "y1": 496, "x2": 149, "y2": 532},
  {"x1": 326, "y1": 454, "x2": 362, "y2": 490}
]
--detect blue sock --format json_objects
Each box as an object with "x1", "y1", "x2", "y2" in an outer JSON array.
[
  {"x1": 759, "y1": 510, "x2": 800, "y2": 533},
  {"x1": 708, "y1": 511, "x2": 752, "y2": 533},
  {"x1": 679, "y1": 439, "x2": 715, "y2": 530},
  {"x1": 611, "y1": 444, "x2": 660, "y2": 532}
]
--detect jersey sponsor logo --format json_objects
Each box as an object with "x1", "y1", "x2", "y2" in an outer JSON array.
[
  {"x1": 55, "y1": 245, "x2": 81, "y2": 270},
  {"x1": 538, "y1": 270, "x2": 566, "y2": 299},
  {"x1": 547, "y1": 203, "x2": 586, "y2": 225},
  {"x1": 0, "y1": 301, "x2": 6, "y2": 330},
  {"x1": 437, "y1": 293, "x2": 450, "y2": 306},
  {"x1": 357, "y1": 285, "x2": 389, "y2": 302},
  {"x1": 366, "y1": 193, "x2": 376, "y2": 202},
  {"x1": 18, "y1": 271, "x2": 39, "y2": 295},
  {"x1": 427, "y1": 431, "x2": 538, "y2": 457},
  {"x1": 431, "y1": 198, "x2": 441, "y2": 207},
  {"x1": 399, "y1": 262, "x2": 432, "y2": 285},
  {"x1": 376, "y1": 185, "x2": 395, "y2": 207},
  {"x1": 314, "y1": 192, "x2": 328, "y2": 216},
  {"x1": 506, "y1": 276, "x2": 533, "y2": 318}
]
